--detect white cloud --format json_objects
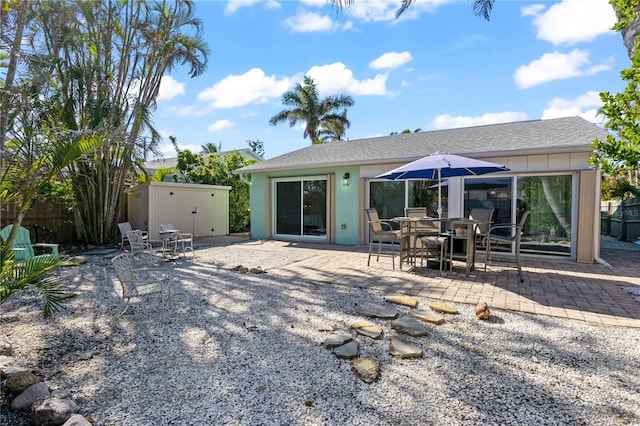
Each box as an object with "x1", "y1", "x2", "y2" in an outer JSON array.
[
  {"x1": 541, "y1": 91, "x2": 604, "y2": 123},
  {"x1": 345, "y1": 0, "x2": 452, "y2": 23},
  {"x1": 524, "y1": 0, "x2": 616, "y2": 45},
  {"x1": 514, "y1": 49, "x2": 611, "y2": 89},
  {"x1": 370, "y1": 51, "x2": 413, "y2": 70},
  {"x1": 225, "y1": 0, "x2": 280, "y2": 14},
  {"x1": 284, "y1": 12, "x2": 335, "y2": 32},
  {"x1": 157, "y1": 76, "x2": 184, "y2": 101},
  {"x1": 306, "y1": 62, "x2": 388, "y2": 96},
  {"x1": 207, "y1": 119, "x2": 235, "y2": 132},
  {"x1": 198, "y1": 68, "x2": 293, "y2": 108},
  {"x1": 430, "y1": 111, "x2": 528, "y2": 130}
]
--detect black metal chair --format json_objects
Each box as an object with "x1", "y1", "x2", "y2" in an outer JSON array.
[{"x1": 484, "y1": 210, "x2": 531, "y2": 282}]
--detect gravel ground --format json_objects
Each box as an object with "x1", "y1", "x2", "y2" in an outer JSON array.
[{"x1": 1, "y1": 240, "x2": 640, "y2": 425}]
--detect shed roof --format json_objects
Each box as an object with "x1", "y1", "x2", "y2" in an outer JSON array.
[{"x1": 235, "y1": 116, "x2": 609, "y2": 174}]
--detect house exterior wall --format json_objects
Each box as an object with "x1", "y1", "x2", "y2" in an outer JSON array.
[{"x1": 128, "y1": 182, "x2": 231, "y2": 241}]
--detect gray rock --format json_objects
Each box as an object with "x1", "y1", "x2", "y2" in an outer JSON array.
[
  {"x1": 0, "y1": 355, "x2": 29, "y2": 377},
  {"x1": 391, "y1": 317, "x2": 430, "y2": 337},
  {"x1": 324, "y1": 333, "x2": 353, "y2": 348},
  {"x1": 350, "y1": 357, "x2": 380, "y2": 383},
  {"x1": 31, "y1": 397, "x2": 79, "y2": 426},
  {"x1": 62, "y1": 414, "x2": 93, "y2": 426},
  {"x1": 356, "y1": 303, "x2": 399, "y2": 319},
  {"x1": 11, "y1": 382, "x2": 50, "y2": 410},
  {"x1": 354, "y1": 325, "x2": 383, "y2": 340},
  {"x1": 389, "y1": 336, "x2": 423, "y2": 358},
  {"x1": 6, "y1": 370, "x2": 39, "y2": 393},
  {"x1": 333, "y1": 340, "x2": 359, "y2": 359}
]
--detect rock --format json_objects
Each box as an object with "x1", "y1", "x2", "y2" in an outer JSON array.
[
  {"x1": 389, "y1": 336, "x2": 423, "y2": 358},
  {"x1": 11, "y1": 382, "x2": 50, "y2": 410},
  {"x1": 6, "y1": 370, "x2": 39, "y2": 393},
  {"x1": 31, "y1": 397, "x2": 79, "y2": 425},
  {"x1": 333, "y1": 340, "x2": 359, "y2": 359},
  {"x1": 0, "y1": 336, "x2": 13, "y2": 356},
  {"x1": 356, "y1": 303, "x2": 399, "y2": 319},
  {"x1": 384, "y1": 295, "x2": 418, "y2": 308},
  {"x1": 391, "y1": 317, "x2": 429, "y2": 337},
  {"x1": 318, "y1": 324, "x2": 334, "y2": 332},
  {"x1": 354, "y1": 325, "x2": 383, "y2": 340},
  {"x1": 410, "y1": 310, "x2": 445, "y2": 325},
  {"x1": 238, "y1": 267, "x2": 249, "y2": 274},
  {"x1": 350, "y1": 357, "x2": 380, "y2": 383},
  {"x1": 324, "y1": 333, "x2": 353, "y2": 348},
  {"x1": 0, "y1": 355, "x2": 30, "y2": 377},
  {"x1": 231, "y1": 264, "x2": 243, "y2": 271},
  {"x1": 249, "y1": 266, "x2": 266, "y2": 274},
  {"x1": 475, "y1": 301, "x2": 491, "y2": 320},
  {"x1": 62, "y1": 414, "x2": 93, "y2": 426},
  {"x1": 430, "y1": 303, "x2": 459, "y2": 315},
  {"x1": 350, "y1": 320, "x2": 373, "y2": 329}
]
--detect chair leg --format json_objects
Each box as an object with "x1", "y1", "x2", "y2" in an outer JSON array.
[
  {"x1": 368, "y1": 241, "x2": 373, "y2": 266},
  {"x1": 516, "y1": 239, "x2": 523, "y2": 282}
]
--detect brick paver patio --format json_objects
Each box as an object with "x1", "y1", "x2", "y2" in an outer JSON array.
[{"x1": 213, "y1": 238, "x2": 640, "y2": 328}]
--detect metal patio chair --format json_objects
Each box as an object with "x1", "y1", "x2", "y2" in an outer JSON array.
[
  {"x1": 365, "y1": 208, "x2": 406, "y2": 270},
  {"x1": 484, "y1": 210, "x2": 531, "y2": 282}
]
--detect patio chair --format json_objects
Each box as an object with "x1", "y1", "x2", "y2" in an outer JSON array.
[
  {"x1": 484, "y1": 210, "x2": 531, "y2": 282},
  {"x1": 365, "y1": 208, "x2": 406, "y2": 270},
  {"x1": 118, "y1": 222, "x2": 147, "y2": 251},
  {"x1": 0, "y1": 224, "x2": 59, "y2": 262},
  {"x1": 404, "y1": 207, "x2": 441, "y2": 263},
  {"x1": 469, "y1": 208, "x2": 495, "y2": 248},
  {"x1": 126, "y1": 230, "x2": 153, "y2": 253},
  {"x1": 159, "y1": 224, "x2": 194, "y2": 257},
  {"x1": 419, "y1": 235, "x2": 448, "y2": 274},
  {"x1": 111, "y1": 252, "x2": 172, "y2": 322}
]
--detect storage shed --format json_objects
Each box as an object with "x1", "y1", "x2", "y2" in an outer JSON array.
[{"x1": 127, "y1": 182, "x2": 231, "y2": 240}]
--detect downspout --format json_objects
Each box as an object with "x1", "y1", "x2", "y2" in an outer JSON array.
[{"x1": 593, "y1": 167, "x2": 610, "y2": 266}]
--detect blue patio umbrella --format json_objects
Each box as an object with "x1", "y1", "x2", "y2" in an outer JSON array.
[{"x1": 376, "y1": 152, "x2": 510, "y2": 220}]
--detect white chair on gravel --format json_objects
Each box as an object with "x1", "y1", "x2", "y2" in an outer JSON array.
[
  {"x1": 159, "y1": 224, "x2": 194, "y2": 257},
  {"x1": 111, "y1": 252, "x2": 172, "y2": 322},
  {"x1": 118, "y1": 222, "x2": 147, "y2": 251}
]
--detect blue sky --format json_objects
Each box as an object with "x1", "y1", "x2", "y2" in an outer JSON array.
[{"x1": 153, "y1": 0, "x2": 627, "y2": 159}]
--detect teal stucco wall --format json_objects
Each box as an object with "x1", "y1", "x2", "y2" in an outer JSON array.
[{"x1": 248, "y1": 168, "x2": 360, "y2": 245}]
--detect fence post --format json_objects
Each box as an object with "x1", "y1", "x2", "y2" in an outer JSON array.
[{"x1": 606, "y1": 202, "x2": 612, "y2": 235}]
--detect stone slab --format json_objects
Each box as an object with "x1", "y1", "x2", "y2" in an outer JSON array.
[
  {"x1": 430, "y1": 303, "x2": 459, "y2": 315},
  {"x1": 410, "y1": 310, "x2": 445, "y2": 325},
  {"x1": 384, "y1": 295, "x2": 418, "y2": 308}
]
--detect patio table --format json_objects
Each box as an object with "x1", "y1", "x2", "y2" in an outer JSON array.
[
  {"x1": 392, "y1": 216, "x2": 443, "y2": 270},
  {"x1": 443, "y1": 218, "x2": 482, "y2": 276}
]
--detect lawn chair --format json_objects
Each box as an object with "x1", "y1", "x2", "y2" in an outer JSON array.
[
  {"x1": 111, "y1": 252, "x2": 172, "y2": 322},
  {"x1": 159, "y1": 224, "x2": 193, "y2": 257},
  {"x1": 118, "y1": 222, "x2": 147, "y2": 251},
  {"x1": 0, "y1": 224, "x2": 59, "y2": 262},
  {"x1": 126, "y1": 230, "x2": 153, "y2": 253},
  {"x1": 469, "y1": 208, "x2": 495, "y2": 248},
  {"x1": 484, "y1": 210, "x2": 531, "y2": 282}
]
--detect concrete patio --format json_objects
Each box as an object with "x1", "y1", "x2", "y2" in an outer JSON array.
[{"x1": 200, "y1": 236, "x2": 640, "y2": 329}]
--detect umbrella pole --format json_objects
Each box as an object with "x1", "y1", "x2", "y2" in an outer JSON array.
[{"x1": 437, "y1": 168, "x2": 442, "y2": 232}]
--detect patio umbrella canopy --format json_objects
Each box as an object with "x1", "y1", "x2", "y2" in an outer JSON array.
[{"x1": 376, "y1": 152, "x2": 510, "y2": 219}]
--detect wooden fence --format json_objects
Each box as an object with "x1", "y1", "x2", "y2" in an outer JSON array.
[{"x1": 601, "y1": 199, "x2": 640, "y2": 242}]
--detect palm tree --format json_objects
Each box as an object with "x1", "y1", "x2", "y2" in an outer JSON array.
[
  {"x1": 318, "y1": 110, "x2": 350, "y2": 143},
  {"x1": 269, "y1": 76, "x2": 354, "y2": 145},
  {"x1": 201, "y1": 142, "x2": 219, "y2": 154}
]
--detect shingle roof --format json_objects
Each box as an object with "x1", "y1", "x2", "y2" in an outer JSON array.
[{"x1": 235, "y1": 116, "x2": 609, "y2": 174}]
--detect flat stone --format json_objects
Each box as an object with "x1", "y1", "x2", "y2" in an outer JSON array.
[
  {"x1": 350, "y1": 357, "x2": 380, "y2": 383},
  {"x1": 356, "y1": 303, "x2": 399, "y2": 319},
  {"x1": 391, "y1": 317, "x2": 429, "y2": 337},
  {"x1": 63, "y1": 414, "x2": 93, "y2": 426},
  {"x1": 333, "y1": 340, "x2": 359, "y2": 359},
  {"x1": 410, "y1": 310, "x2": 445, "y2": 325},
  {"x1": 11, "y1": 382, "x2": 50, "y2": 410},
  {"x1": 31, "y1": 397, "x2": 79, "y2": 426},
  {"x1": 384, "y1": 295, "x2": 418, "y2": 308},
  {"x1": 324, "y1": 333, "x2": 353, "y2": 348},
  {"x1": 389, "y1": 336, "x2": 423, "y2": 358},
  {"x1": 430, "y1": 303, "x2": 459, "y2": 315},
  {"x1": 350, "y1": 320, "x2": 374, "y2": 329},
  {"x1": 354, "y1": 325, "x2": 383, "y2": 340}
]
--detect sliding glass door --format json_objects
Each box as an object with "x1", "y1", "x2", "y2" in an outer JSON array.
[{"x1": 274, "y1": 178, "x2": 327, "y2": 239}]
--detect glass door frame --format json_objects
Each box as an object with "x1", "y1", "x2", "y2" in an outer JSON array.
[{"x1": 272, "y1": 175, "x2": 329, "y2": 242}]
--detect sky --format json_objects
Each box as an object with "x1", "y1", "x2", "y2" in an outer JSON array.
[{"x1": 153, "y1": 0, "x2": 628, "y2": 159}]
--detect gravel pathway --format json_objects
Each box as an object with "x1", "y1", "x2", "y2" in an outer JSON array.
[{"x1": 1, "y1": 242, "x2": 639, "y2": 425}]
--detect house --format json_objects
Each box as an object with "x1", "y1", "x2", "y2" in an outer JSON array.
[{"x1": 234, "y1": 116, "x2": 609, "y2": 263}]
